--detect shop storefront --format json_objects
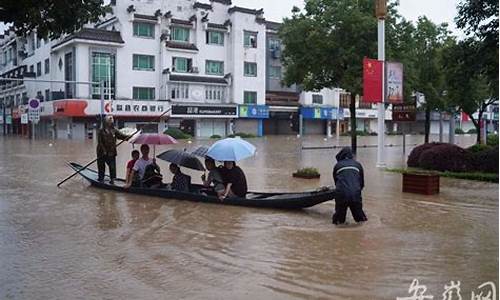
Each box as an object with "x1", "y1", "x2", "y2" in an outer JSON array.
[
  {"x1": 300, "y1": 106, "x2": 334, "y2": 135},
  {"x1": 235, "y1": 105, "x2": 269, "y2": 136},
  {"x1": 170, "y1": 103, "x2": 238, "y2": 138}
]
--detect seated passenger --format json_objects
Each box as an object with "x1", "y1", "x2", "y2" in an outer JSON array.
[
  {"x1": 168, "y1": 164, "x2": 191, "y2": 192},
  {"x1": 124, "y1": 144, "x2": 161, "y2": 188},
  {"x1": 219, "y1": 161, "x2": 248, "y2": 200},
  {"x1": 125, "y1": 150, "x2": 140, "y2": 187},
  {"x1": 201, "y1": 157, "x2": 225, "y2": 198}
]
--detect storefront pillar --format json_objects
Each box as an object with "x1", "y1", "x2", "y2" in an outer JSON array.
[{"x1": 327, "y1": 120, "x2": 332, "y2": 137}]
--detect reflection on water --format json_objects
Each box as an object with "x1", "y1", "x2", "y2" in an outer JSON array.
[{"x1": 0, "y1": 135, "x2": 497, "y2": 299}]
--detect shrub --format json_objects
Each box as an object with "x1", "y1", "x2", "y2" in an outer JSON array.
[
  {"x1": 294, "y1": 167, "x2": 320, "y2": 177},
  {"x1": 210, "y1": 134, "x2": 221, "y2": 139},
  {"x1": 455, "y1": 128, "x2": 465, "y2": 134},
  {"x1": 467, "y1": 128, "x2": 478, "y2": 134},
  {"x1": 467, "y1": 144, "x2": 492, "y2": 153},
  {"x1": 471, "y1": 146, "x2": 499, "y2": 174},
  {"x1": 340, "y1": 131, "x2": 372, "y2": 136},
  {"x1": 487, "y1": 134, "x2": 499, "y2": 147},
  {"x1": 407, "y1": 142, "x2": 443, "y2": 168},
  {"x1": 228, "y1": 132, "x2": 257, "y2": 138},
  {"x1": 163, "y1": 127, "x2": 192, "y2": 140},
  {"x1": 418, "y1": 144, "x2": 472, "y2": 172}
]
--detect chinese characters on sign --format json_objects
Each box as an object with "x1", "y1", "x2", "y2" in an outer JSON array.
[
  {"x1": 397, "y1": 279, "x2": 496, "y2": 300},
  {"x1": 386, "y1": 61, "x2": 404, "y2": 104}
]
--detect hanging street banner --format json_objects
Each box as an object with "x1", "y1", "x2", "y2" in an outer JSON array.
[
  {"x1": 386, "y1": 61, "x2": 404, "y2": 104},
  {"x1": 363, "y1": 58, "x2": 383, "y2": 103}
]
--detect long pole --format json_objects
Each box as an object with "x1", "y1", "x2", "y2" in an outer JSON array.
[
  {"x1": 56, "y1": 107, "x2": 172, "y2": 188},
  {"x1": 376, "y1": 17, "x2": 386, "y2": 168},
  {"x1": 100, "y1": 80, "x2": 105, "y2": 129}
]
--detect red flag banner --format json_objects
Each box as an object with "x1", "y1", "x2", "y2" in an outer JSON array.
[
  {"x1": 461, "y1": 112, "x2": 470, "y2": 122},
  {"x1": 363, "y1": 58, "x2": 383, "y2": 103}
]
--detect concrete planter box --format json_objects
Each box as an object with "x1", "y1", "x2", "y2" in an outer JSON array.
[{"x1": 402, "y1": 173, "x2": 440, "y2": 195}]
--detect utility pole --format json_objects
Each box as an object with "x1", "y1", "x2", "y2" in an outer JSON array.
[{"x1": 376, "y1": 0, "x2": 386, "y2": 168}]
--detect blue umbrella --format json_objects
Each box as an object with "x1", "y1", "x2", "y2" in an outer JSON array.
[{"x1": 206, "y1": 138, "x2": 256, "y2": 161}]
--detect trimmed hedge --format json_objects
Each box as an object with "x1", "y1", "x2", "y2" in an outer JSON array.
[
  {"x1": 210, "y1": 134, "x2": 222, "y2": 139},
  {"x1": 467, "y1": 128, "x2": 478, "y2": 134},
  {"x1": 163, "y1": 127, "x2": 192, "y2": 140},
  {"x1": 228, "y1": 132, "x2": 257, "y2": 138},
  {"x1": 467, "y1": 144, "x2": 492, "y2": 153},
  {"x1": 455, "y1": 128, "x2": 465, "y2": 134},
  {"x1": 471, "y1": 146, "x2": 499, "y2": 174},
  {"x1": 294, "y1": 167, "x2": 320, "y2": 176},
  {"x1": 418, "y1": 144, "x2": 471, "y2": 172},
  {"x1": 407, "y1": 142, "x2": 443, "y2": 168},
  {"x1": 487, "y1": 134, "x2": 499, "y2": 147}
]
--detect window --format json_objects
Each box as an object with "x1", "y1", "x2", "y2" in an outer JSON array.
[
  {"x1": 133, "y1": 87, "x2": 155, "y2": 100},
  {"x1": 171, "y1": 27, "x2": 189, "y2": 42},
  {"x1": 45, "y1": 89, "x2": 50, "y2": 102},
  {"x1": 91, "y1": 52, "x2": 115, "y2": 100},
  {"x1": 172, "y1": 57, "x2": 192, "y2": 73},
  {"x1": 244, "y1": 62, "x2": 257, "y2": 77},
  {"x1": 206, "y1": 31, "x2": 224, "y2": 45},
  {"x1": 29, "y1": 65, "x2": 34, "y2": 73},
  {"x1": 133, "y1": 22, "x2": 155, "y2": 38},
  {"x1": 65, "y1": 52, "x2": 75, "y2": 98},
  {"x1": 205, "y1": 85, "x2": 225, "y2": 102},
  {"x1": 358, "y1": 97, "x2": 372, "y2": 109},
  {"x1": 36, "y1": 38, "x2": 41, "y2": 49},
  {"x1": 244, "y1": 31, "x2": 257, "y2": 48},
  {"x1": 36, "y1": 62, "x2": 42, "y2": 76},
  {"x1": 170, "y1": 83, "x2": 189, "y2": 99},
  {"x1": 269, "y1": 39, "x2": 280, "y2": 50},
  {"x1": 205, "y1": 60, "x2": 224, "y2": 75},
  {"x1": 44, "y1": 58, "x2": 50, "y2": 74},
  {"x1": 133, "y1": 54, "x2": 155, "y2": 71},
  {"x1": 244, "y1": 91, "x2": 257, "y2": 104},
  {"x1": 312, "y1": 94, "x2": 323, "y2": 104},
  {"x1": 269, "y1": 66, "x2": 281, "y2": 79},
  {"x1": 339, "y1": 93, "x2": 351, "y2": 108}
]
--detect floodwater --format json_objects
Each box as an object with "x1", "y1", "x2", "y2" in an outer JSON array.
[{"x1": 0, "y1": 134, "x2": 497, "y2": 299}]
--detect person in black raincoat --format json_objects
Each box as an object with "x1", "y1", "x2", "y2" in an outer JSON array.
[{"x1": 332, "y1": 147, "x2": 368, "y2": 224}]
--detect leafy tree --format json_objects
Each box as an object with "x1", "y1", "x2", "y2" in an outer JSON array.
[
  {"x1": 0, "y1": 0, "x2": 109, "y2": 39},
  {"x1": 411, "y1": 17, "x2": 451, "y2": 143}
]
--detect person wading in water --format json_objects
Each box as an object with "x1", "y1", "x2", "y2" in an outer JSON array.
[
  {"x1": 332, "y1": 147, "x2": 368, "y2": 225},
  {"x1": 96, "y1": 115, "x2": 128, "y2": 184}
]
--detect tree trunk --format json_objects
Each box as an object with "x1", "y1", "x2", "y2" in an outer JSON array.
[
  {"x1": 350, "y1": 94, "x2": 357, "y2": 154},
  {"x1": 424, "y1": 106, "x2": 431, "y2": 143}
]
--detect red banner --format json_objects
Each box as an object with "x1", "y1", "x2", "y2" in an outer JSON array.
[
  {"x1": 461, "y1": 112, "x2": 470, "y2": 122},
  {"x1": 363, "y1": 58, "x2": 383, "y2": 103}
]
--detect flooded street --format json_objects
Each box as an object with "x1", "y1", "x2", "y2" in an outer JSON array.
[{"x1": 0, "y1": 135, "x2": 497, "y2": 299}]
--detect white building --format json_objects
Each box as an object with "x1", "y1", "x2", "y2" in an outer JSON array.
[{"x1": 0, "y1": 0, "x2": 268, "y2": 139}]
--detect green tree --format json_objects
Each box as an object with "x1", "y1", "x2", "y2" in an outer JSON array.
[
  {"x1": 412, "y1": 17, "x2": 451, "y2": 143},
  {"x1": 0, "y1": 0, "x2": 109, "y2": 39}
]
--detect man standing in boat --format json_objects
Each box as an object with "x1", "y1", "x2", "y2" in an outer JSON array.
[
  {"x1": 332, "y1": 147, "x2": 367, "y2": 225},
  {"x1": 96, "y1": 115, "x2": 129, "y2": 184}
]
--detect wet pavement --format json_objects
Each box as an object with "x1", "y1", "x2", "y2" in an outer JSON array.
[{"x1": 0, "y1": 134, "x2": 497, "y2": 299}]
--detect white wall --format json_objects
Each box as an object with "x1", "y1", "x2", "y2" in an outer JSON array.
[{"x1": 300, "y1": 88, "x2": 341, "y2": 106}]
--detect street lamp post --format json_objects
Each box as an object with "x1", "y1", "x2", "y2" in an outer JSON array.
[{"x1": 376, "y1": 0, "x2": 386, "y2": 168}]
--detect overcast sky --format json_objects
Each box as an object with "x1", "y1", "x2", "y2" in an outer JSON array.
[{"x1": 0, "y1": 0, "x2": 461, "y2": 35}]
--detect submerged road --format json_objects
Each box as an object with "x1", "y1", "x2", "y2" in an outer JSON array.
[{"x1": 0, "y1": 135, "x2": 497, "y2": 299}]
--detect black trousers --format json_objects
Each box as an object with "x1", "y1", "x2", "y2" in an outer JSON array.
[
  {"x1": 332, "y1": 198, "x2": 368, "y2": 224},
  {"x1": 97, "y1": 155, "x2": 116, "y2": 181}
]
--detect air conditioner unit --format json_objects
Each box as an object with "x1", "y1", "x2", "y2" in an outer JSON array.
[{"x1": 249, "y1": 36, "x2": 257, "y2": 47}]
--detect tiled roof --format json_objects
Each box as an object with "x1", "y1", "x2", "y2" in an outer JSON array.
[
  {"x1": 52, "y1": 28, "x2": 124, "y2": 49},
  {"x1": 228, "y1": 6, "x2": 263, "y2": 15},
  {"x1": 169, "y1": 74, "x2": 228, "y2": 84},
  {"x1": 171, "y1": 18, "x2": 193, "y2": 26},
  {"x1": 165, "y1": 41, "x2": 199, "y2": 51},
  {"x1": 212, "y1": 0, "x2": 232, "y2": 5},
  {"x1": 193, "y1": 2, "x2": 212, "y2": 10},
  {"x1": 207, "y1": 23, "x2": 228, "y2": 30},
  {"x1": 265, "y1": 21, "x2": 282, "y2": 31},
  {"x1": 134, "y1": 14, "x2": 157, "y2": 21}
]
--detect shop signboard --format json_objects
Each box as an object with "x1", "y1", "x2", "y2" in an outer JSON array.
[
  {"x1": 171, "y1": 104, "x2": 237, "y2": 118},
  {"x1": 392, "y1": 102, "x2": 417, "y2": 122},
  {"x1": 238, "y1": 105, "x2": 269, "y2": 119},
  {"x1": 300, "y1": 107, "x2": 333, "y2": 120}
]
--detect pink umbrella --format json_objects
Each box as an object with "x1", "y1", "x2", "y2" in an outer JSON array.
[{"x1": 131, "y1": 133, "x2": 178, "y2": 155}]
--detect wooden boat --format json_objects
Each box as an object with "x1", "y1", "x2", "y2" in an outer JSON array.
[{"x1": 68, "y1": 162, "x2": 336, "y2": 209}]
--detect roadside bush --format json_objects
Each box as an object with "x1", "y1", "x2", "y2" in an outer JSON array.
[
  {"x1": 340, "y1": 131, "x2": 372, "y2": 136},
  {"x1": 467, "y1": 128, "x2": 478, "y2": 134},
  {"x1": 164, "y1": 127, "x2": 192, "y2": 140},
  {"x1": 467, "y1": 144, "x2": 492, "y2": 153},
  {"x1": 228, "y1": 132, "x2": 257, "y2": 138},
  {"x1": 455, "y1": 128, "x2": 465, "y2": 134},
  {"x1": 407, "y1": 142, "x2": 443, "y2": 168},
  {"x1": 470, "y1": 146, "x2": 499, "y2": 174},
  {"x1": 210, "y1": 134, "x2": 221, "y2": 139},
  {"x1": 487, "y1": 134, "x2": 499, "y2": 147},
  {"x1": 418, "y1": 144, "x2": 471, "y2": 172},
  {"x1": 293, "y1": 167, "x2": 320, "y2": 177}
]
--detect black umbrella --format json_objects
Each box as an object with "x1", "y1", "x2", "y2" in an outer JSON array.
[
  {"x1": 190, "y1": 146, "x2": 209, "y2": 158},
  {"x1": 157, "y1": 149, "x2": 206, "y2": 171}
]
